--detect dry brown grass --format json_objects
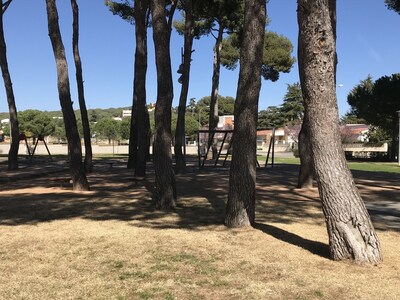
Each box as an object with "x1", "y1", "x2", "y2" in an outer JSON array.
[{"x1": 0, "y1": 163, "x2": 399, "y2": 300}]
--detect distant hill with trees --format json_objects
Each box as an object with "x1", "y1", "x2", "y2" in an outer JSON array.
[{"x1": 0, "y1": 106, "x2": 130, "y2": 122}]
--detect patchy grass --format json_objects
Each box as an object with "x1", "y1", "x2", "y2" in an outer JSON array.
[{"x1": 0, "y1": 164, "x2": 398, "y2": 299}]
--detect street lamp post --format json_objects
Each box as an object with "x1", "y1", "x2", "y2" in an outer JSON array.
[
  {"x1": 397, "y1": 110, "x2": 400, "y2": 166},
  {"x1": 198, "y1": 109, "x2": 201, "y2": 130}
]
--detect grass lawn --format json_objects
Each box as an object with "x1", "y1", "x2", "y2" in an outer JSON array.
[
  {"x1": 259, "y1": 156, "x2": 400, "y2": 174},
  {"x1": 0, "y1": 161, "x2": 399, "y2": 299}
]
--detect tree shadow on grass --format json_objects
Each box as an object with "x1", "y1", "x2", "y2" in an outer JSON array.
[
  {"x1": 0, "y1": 162, "x2": 398, "y2": 234},
  {"x1": 254, "y1": 222, "x2": 330, "y2": 259}
]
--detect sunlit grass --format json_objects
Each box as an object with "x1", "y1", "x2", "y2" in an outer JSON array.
[
  {"x1": 347, "y1": 161, "x2": 400, "y2": 173},
  {"x1": 257, "y1": 156, "x2": 400, "y2": 173}
]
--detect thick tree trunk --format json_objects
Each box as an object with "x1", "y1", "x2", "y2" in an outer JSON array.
[
  {"x1": 297, "y1": 112, "x2": 314, "y2": 188},
  {"x1": 134, "y1": 0, "x2": 150, "y2": 178},
  {"x1": 225, "y1": 0, "x2": 266, "y2": 228},
  {"x1": 71, "y1": 0, "x2": 92, "y2": 173},
  {"x1": 174, "y1": 0, "x2": 194, "y2": 174},
  {"x1": 297, "y1": 0, "x2": 381, "y2": 263},
  {"x1": 46, "y1": 0, "x2": 89, "y2": 191},
  {"x1": 150, "y1": 0, "x2": 176, "y2": 209},
  {"x1": 0, "y1": 0, "x2": 19, "y2": 171},
  {"x1": 208, "y1": 25, "x2": 223, "y2": 132}
]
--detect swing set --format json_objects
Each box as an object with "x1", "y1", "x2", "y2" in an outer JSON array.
[
  {"x1": 196, "y1": 128, "x2": 276, "y2": 169},
  {"x1": 19, "y1": 133, "x2": 53, "y2": 161}
]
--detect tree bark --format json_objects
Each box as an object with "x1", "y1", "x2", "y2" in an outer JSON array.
[
  {"x1": 0, "y1": 0, "x2": 19, "y2": 171},
  {"x1": 390, "y1": 121, "x2": 398, "y2": 161},
  {"x1": 150, "y1": 0, "x2": 176, "y2": 209},
  {"x1": 297, "y1": 112, "x2": 314, "y2": 188},
  {"x1": 71, "y1": 0, "x2": 92, "y2": 173},
  {"x1": 174, "y1": 0, "x2": 194, "y2": 174},
  {"x1": 208, "y1": 25, "x2": 223, "y2": 132},
  {"x1": 134, "y1": 0, "x2": 150, "y2": 178},
  {"x1": 46, "y1": 0, "x2": 89, "y2": 191},
  {"x1": 297, "y1": 0, "x2": 381, "y2": 263},
  {"x1": 127, "y1": 105, "x2": 138, "y2": 169},
  {"x1": 225, "y1": 0, "x2": 266, "y2": 228}
]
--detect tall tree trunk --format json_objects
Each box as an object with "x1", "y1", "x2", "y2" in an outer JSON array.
[
  {"x1": 174, "y1": 0, "x2": 194, "y2": 174},
  {"x1": 46, "y1": 0, "x2": 89, "y2": 191},
  {"x1": 390, "y1": 121, "x2": 398, "y2": 161},
  {"x1": 297, "y1": 112, "x2": 314, "y2": 188},
  {"x1": 134, "y1": 0, "x2": 150, "y2": 178},
  {"x1": 225, "y1": 0, "x2": 266, "y2": 228},
  {"x1": 0, "y1": 0, "x2": 19, "y2": 171},
  {"x1": 71, "y1": 0, "x2": 92, "y2": 173},
  {"x1": 297, "y1": 0, "x2": 381, "y2": 263},
  {"x1": 150, "y1": 0, "x2": 176, "y2": 209},
  {"x1": 208, "y1": 25, "x2": 223, "y2": 132},
  {"x1": 127, "y1": 105, "x2": 138, "y2": 169}
]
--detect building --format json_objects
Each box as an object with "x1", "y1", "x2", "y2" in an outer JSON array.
[
  {"x1": 218, "y1": 115, "x2": 234, "y2": 128},
  {"x1": 122, "y1": 103, "x2": 156, "y2": 118},
  {"x1": 340, "y1": 124, "x2": 370, "y2": 143},
  {"x1": 1, "y1": 118, "x2": 9, "y2": 125},
  {"x1": 122, "y1": 110, "x2": 131, "y2": 118}
]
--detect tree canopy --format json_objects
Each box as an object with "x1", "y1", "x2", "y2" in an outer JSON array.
[
  {"x1": 220, "y1": 31, "x2": 295, "y2": 81},
  {"x1": 94, "y1": 118, "x2": 119, "y2": 143},
  {"x1": 340, "y1": 112, "x2": 367, "y2": 125},
  {"x1": 257, "y1": 106, "x2": 286, "y2": 129},
  {"x1": 347, "y1": 74, "x2": 400, "y2": 134},
  {"x1": 280, "y1": 82, "x2": 304, "y2": 124},
  {"x1": 385, "y1": 0, "x2": 400, "y2": 14},
  {"x1": 347, "y1": 73, "x2": 400, "y2": 159},
  {"x1": 196, "y1": 0, "x2": 244, "y2": 35},
  {"x1": 18, "y1": 110, "x2": 56, "y2": 137},
  {"x1": 105, "y1": 0, "x2": 135, "y2": 24}
]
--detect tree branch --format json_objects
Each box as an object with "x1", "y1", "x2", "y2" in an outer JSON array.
[
  {"x1": 167, "y1": 0, "x2": 177, "y2": 34},
  {"x1": 2, "y1": 0, "x2": 13, "y2": 14}
]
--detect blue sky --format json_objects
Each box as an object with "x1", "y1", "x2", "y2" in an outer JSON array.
[{"x1": 1, "y1": 0, "x2": 399, "y2": 117}]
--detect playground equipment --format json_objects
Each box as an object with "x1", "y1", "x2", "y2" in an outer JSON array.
[
  {"x1": 196, "y1": 128, "x2": 276, "y2": 169},
  {"x1": 19, "y1": 133, "x2": 52, "y2": 161},
  {"x1": 31, "y1": 134, "x2": 53, "y2": 161},
  {"x1": 19, "y1": 133, "x2": 32, "y2": 157}
]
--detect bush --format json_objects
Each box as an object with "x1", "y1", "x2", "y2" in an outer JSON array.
[{"x1": 345, "y1": 151, "x2": 353, "y2": 160}]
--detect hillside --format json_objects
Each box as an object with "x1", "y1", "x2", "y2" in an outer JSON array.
[{"x1": 0, "y1": 107, "x2": 131, "y2": 121}]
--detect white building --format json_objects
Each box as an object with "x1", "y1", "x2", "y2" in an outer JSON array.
[{"x1": 122, "y1": 110, "x2": 132, "y2": 118}]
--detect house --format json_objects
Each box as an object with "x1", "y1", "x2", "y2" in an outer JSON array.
[
  {"x1": 122, "y1": 103, "x2": 156, "y2": 118},
  {"x1": 256, "y1": 128, "x2": 291, "y2": 151},
  {"x1": 122, "y1": 110, "x2": 131, "y2": 118},
  {"x1": 218, "y1": 115, "x2": 234, "y2": 128},
  {"x1": 340, "y1": 124, "x2": 369, "y2": 143}
]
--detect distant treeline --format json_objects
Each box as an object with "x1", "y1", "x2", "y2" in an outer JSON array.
[{"x1": 0, "y1": 107, "x2": 131, "y2": 121}]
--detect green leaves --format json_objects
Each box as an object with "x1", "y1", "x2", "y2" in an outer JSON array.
[
  {"x1": 281, "y1": 83, "x2": 304, "y2": 124},
  {"x1": 105, "y1": 0, "x2": 135, "y2": 24},
  {"x1": 347, "y1": 73, "x2": 400, "y2": 133},
  {"x1": 384, "y1": 0, "x2": 400, "y2": 14},
  {"x1": 18, "y1": 110, "x2": 56, "y2": 137},
  {"x1": 220, "y1": 31, "x2": 295, "y2": 82},
  {"x1": 94, "y1": 118, "x2": 120, "y2": 142}
]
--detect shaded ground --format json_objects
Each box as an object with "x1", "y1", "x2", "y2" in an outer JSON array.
[{"x1": 0, "y1": 159, "x2": 399, "y2": 299}]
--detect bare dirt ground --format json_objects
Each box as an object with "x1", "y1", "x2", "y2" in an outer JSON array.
[{"x1": 0, "y1": 160, "x2": 399, "y2": 300}]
